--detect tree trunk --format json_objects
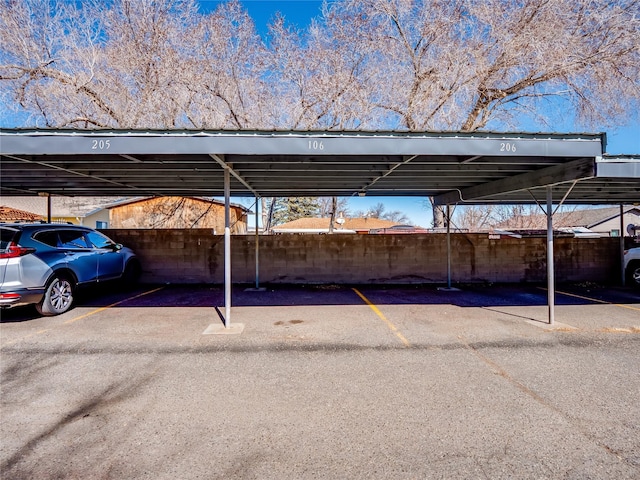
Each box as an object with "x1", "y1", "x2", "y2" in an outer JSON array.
[
  {"x1": 328, "y1": 196, "x2": 337, "y2": 233},
  {"x1": 264, "y1": 197, "x2": 276, "y2": 233},
  {"x1": 430, "y1": 197, "x2": 445, "y2": 228}
]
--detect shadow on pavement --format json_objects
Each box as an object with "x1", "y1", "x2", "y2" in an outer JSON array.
[{"x1": 2, "y1": 282, "x2": 638, "y2": 324}]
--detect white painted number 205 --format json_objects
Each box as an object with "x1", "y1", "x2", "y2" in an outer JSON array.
[
  {"x1": 500, "y1": 142, "x2": 517, "y2": 152},
  {"x1": 91, "y1": 139, "x2": 111, "y2": 150}
]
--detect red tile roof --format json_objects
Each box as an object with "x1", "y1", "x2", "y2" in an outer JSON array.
[
  {"x1": 273, "y1": 217, "x2": 400, "y2": 231},
  {"x1": 0, "y1": 206, "x2": 43, "y2": 222}
]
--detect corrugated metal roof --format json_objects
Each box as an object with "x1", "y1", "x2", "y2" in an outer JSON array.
[{"x1": 1, "y1": 129, "x2": 639, "y2": 204}]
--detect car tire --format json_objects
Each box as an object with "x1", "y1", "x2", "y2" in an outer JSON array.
[
  {"x1": 122, "y1": 260, "x2": 141, "y2": 288},
  {"x1": 36, "y1": 275, "x2": 74, "y2": 316},
  {"x1": 626, "y1": 261, "x2": 640, "y2": 288}
]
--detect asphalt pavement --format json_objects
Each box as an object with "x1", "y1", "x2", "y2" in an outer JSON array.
[{"x1": 1, "y1": 283, "x2": 639, "y2": 479}]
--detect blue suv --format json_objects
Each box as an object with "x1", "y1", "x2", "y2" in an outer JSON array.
[{"x1": 1, "y1": 223, "x2": 140, "y2": 315}]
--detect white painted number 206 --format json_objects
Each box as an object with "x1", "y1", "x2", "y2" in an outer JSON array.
[{"x1": 500, "y1": 142, "x2": 516, "y2": 152}]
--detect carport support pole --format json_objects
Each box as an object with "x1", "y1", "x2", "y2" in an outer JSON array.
[
  {"x1": 255, "y1": 196, "x2": 260, "y2": 289},
  {"x1": 38, "y1": 192, "x2": 52, "y2": 222},
  {"x1": 224, "y1": 167, "x2": 231, "y2": 327},
  {"x1": 620, "y1": 204, "x2": 625, "y2": 286},
  {"x1": 546, "y1": 187, "x2": 555, "y2": 325},
  {"x1": 446, "y1": 204, "x2": 452, "y2": 289}
]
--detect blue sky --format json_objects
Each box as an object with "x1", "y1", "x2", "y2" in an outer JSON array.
[{"x1": 199, "y1": 0, "x2": 325, "y2": 33}]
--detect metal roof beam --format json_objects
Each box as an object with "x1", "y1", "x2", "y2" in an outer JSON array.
[
  {"x1": 2, "y1": 154, "x2": 163, "y2": 197},
  {"x1": 595, "y1": 158, "x2": 640, "y2": 178},
  {"x1": 358, "y1": 155, "x2": 418, "y2": 195},
  {"x1": 0, "y1": 130, "x2": 603, "y2": 157},
  {"x1": 208, "y1": 154, "x2": 259, "y2": 197},
  {"x1": 433, "y1": 157, "x2": 596, "y2": 205}
]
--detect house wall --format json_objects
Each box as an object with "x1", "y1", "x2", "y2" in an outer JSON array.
[
  {"x1": 592, "y1": 211, "x2": 640, "y2": 236},
  {"x1": 109, "y1": 197, "x2": 247, "y2": 232},
  {"x1": 102, "y1": 230, "x2": 621, "y2": 285},
  {"x1": 49, "y1": 211, "x2": 109, "y2": 227},
  {"x1": 83, "y1": 210, "x2": 110, "y2": 228},
  {"x1": 49, "y1": 215, "x2": 79, "y2": 225}
]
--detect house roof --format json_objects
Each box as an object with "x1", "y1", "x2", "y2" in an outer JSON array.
[
  {"x1": 0, "y1": 195, "x2": 250, "y2": 218},
  {"x1": 0, "y1": 196, "x2": 123, "y2": 218},
  {"x1": 498, "y1": 205, "x2": 640, "y2": 230},
  {"x1": 3, "y1": 129, "x2": 639, "y2": 205},
  {"x1": 273, "y1": 217, "x2": 400, "y2": 231},
  {"x1": 567, "y1": 206, "x2": 640, "y2": 228},
  {"x1": 105, "y1": 196, "x2": 250, "y2": 212},
  {"x1": 0, "y1": 205, "x2": 43, "y2": 221}
]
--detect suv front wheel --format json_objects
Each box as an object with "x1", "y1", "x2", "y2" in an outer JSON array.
[
  {"x1": 626, "y1": 261, "x2": 640, "y2": 288},
  {"x1": 122, "y1": 260, "x2": 141, "y2": 288},
  {"x1": 36, "y1": 275, "x2": 74, "y2": 316}
]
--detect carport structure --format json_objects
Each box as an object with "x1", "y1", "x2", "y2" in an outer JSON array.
[{"x1": 2, "y1": 129, "x2": 640, "y2": 328}]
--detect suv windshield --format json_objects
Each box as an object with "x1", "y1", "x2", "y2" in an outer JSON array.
[{"x1": 86, "y1": 231, "x2": 116, "y2": 249}]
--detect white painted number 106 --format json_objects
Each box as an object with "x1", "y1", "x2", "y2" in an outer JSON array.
[{"x1": 308, "y1": 140, "x2": 324, "y2": 150}]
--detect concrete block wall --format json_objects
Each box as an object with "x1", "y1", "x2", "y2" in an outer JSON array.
[{"x1": 103, "y1": 229, "x2": 621, "y2": 285}]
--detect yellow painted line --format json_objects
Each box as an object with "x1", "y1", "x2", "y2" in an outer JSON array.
[
  {"x1": 539, "y1": 287, "x2": 640, "y2": 312},
  {"x1": 352, "y1": 288, "x2": 411, "y2": 347},
  {"x1": 64, "y1": 286, "x2": 165, "y2": 324}
]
